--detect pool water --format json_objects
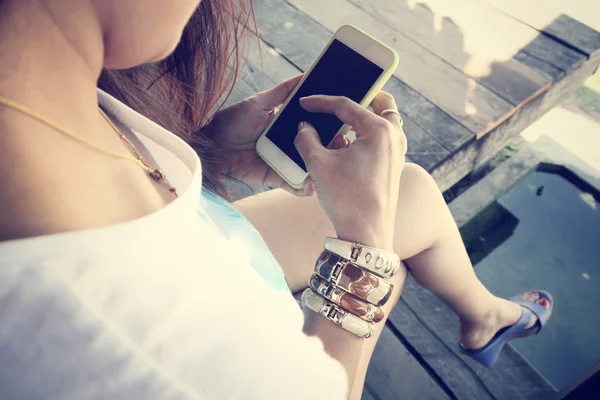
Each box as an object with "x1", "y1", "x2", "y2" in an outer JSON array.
[{"x1": 462, "y1": 168, "x2": 600, "y2": 390}]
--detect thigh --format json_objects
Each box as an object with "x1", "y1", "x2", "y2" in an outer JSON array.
[
  {"x1": 233, "y1": 163, "x2": 443, "y2": 294},
  {"x1": 234, "y1": 187, "x2": 333, "y2": 294}
]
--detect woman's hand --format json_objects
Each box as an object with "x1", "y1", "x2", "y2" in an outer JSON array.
[
  {"x1": 294, "y1": 92, "x2": 407, "y2": 251},
  {"x1": 204, "y1": 75, "x2": 343, "y2": 197}
]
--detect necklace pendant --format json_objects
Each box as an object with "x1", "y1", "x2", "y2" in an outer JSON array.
[{"x1": 149, "y1": 168, "x2": 166, "y2": 182}]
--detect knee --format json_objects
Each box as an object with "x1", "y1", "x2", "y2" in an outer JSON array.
[{"x1": 401, "y1": 163, "x2": 441, "y2": 195}]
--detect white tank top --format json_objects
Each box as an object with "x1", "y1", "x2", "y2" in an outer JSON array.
[{"x1": 0, "y1": 90, "x2": 347, "y2": 400}]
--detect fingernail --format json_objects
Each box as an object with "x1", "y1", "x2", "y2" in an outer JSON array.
[{"x1": 294, "y1": 123, "x2": 305, "y2": 146}]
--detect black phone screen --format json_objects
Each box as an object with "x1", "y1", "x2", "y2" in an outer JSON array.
[{"x1": 265, "y1": 39, "x2": 384, "y2": 172}]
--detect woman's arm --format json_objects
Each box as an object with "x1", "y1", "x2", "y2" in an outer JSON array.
[{"x1": 297, "y1": 258, "x2": 406, "y2": 400}]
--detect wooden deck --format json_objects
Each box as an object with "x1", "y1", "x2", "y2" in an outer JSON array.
[{"x1": 230, "y1": 1, "x2": 600, "y2": 398}]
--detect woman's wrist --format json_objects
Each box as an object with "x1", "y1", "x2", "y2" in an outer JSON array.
[
  {"x1": 300, "y1": 237, "x2": 400, "y2": 339},
  {"x1": 335, "y1": 227, "x2": 395, "y2": 252}
]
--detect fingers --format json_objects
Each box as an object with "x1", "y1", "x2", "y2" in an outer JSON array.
[
  {"x1": 370, "y1": 91, "x2": 397, "y2": 115},
  {"x1": 370, "y1": 91, "x2": 402, "y2": 131},
  {"x1": 299, "y1": 95, "x2": 368, "y2": 134},
  {"x1": 261, "y1": 166, "x2": 315, "y2": 197},
  {"x1": 330, "y1": 134, "x2": 350, "y2": 149},
  {"x1": 294, "y1": 122, "x2": 327, "y2": 170},
  {"x1": 370, "y1": 91, "x2": 407, "y2": 154},
  {"x1": 259, "y1": 74, "x2": 304, "y2": 108},
  {"x1": 300, "y1": 95, "x2": 394, "y2": 139},
  {"x1": 279, "y1": 179, "x2": 315, "y2": 197}
]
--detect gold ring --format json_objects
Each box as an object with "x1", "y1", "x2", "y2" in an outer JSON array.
[
  {"x1": 379, "y1": 108, "x2": 400, "y2": 117},
  {"x1": 379, "y1": 109, "x2": 403, "y2": 128}
]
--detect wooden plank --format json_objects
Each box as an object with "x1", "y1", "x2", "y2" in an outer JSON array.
[
  {"x1": 227, "y1": 73, "x2": 257, "y2": 105},
  {"x1": 392, "y1": 277, "x2": 556, "y2": 400},
  {"x1": 257, "y1": 0, "x2": 474, "y2": 151},
  {"x1": 286, "y1": 0, "x2": 515, "y2": 137},
  {"x1": 365, "y1": 324, "x2": 451, "y2": 400},
  {"x1": 255, "y1": 0, "x2": 462, "y2": 170},
  {"x1": 390, "y1": 296, "x2": 496, "y2": 400},
  {"x1": 382, "y1": 76, "x2": 474, "y2": 153},
  {"x1": 483, "y1": 0, "x2": 600, "y2": 57},
  {"x1": 243, "y1": 38, "x2": 302, "y2": 92},
  {"x1": 516, "y1": 34, "x2": 586, "y2": 76},
  {"x1": 349, "y1": 0, "x2": 550, "y2": 106},
  {"x1": 392, "y1": 109, "x2": 449, "y2": 171},
  {"x1": 432, "y1": 50, "x2": 600, "y2": 193},
  {"x1": 349, "y1": 0, "x2": 584, "y2": 79},
  {"x1": 231, "y1": 37, "x2": 303, "y2": 105},
  {"x1": 255, "y1": 0, "x2": 328, "y2": 71},
  {"x1": 540, "y1": 0, "x2": 600, "y2": 32},
  {"x1": 242, "y1": 47, "x2": 450, "y2": 170},
  {"x1": 513, "y1": 52, "x2": 565, "y2": 82}
]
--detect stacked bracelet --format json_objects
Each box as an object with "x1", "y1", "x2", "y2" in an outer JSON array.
[
  {"x1": 309, "y1": 274, "x2": 384, "y2": 323},
  {"x1": 300, "y1": 237, "x2": 400, "y2": 339},
  {"x1": 324, "y1": 237, "x2": 401, "y2": 279},
  {"x1": 315, "y1": 250, "x2": 393, "y2": 306},
  {"x1": 302, "y1": 288, "x2": 374, "y2": 338}
]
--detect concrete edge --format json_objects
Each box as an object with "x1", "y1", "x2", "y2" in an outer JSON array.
[{"x1": 449, "y1": 135, "x2": 600, "y2": 228}]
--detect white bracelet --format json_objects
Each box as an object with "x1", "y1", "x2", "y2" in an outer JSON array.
[
  {"x1": 301, "y1": 289, "x2": 374, "y2": 338},
  {"x1": 324, "y1": 237, "x2": 401, "y2": 279}
]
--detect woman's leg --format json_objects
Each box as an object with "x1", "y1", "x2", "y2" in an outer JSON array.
[
  {"x1": 234, "y1": 163, "x2": 438, "y2": 293},
  {"x1": 234, "y1": 163, "x2": 540, "y2": 348}
]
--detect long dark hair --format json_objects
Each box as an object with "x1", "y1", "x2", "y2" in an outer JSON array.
[{"x1": 98, "y1": 0, "x2": 256, "y2": 201}]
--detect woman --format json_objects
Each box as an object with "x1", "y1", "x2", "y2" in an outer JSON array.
[{"x1": 0, "y1": 0, "x2": 552, "y2": 399}]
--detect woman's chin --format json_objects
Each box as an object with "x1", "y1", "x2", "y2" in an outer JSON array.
[{"x1": 104, "y1": 37, "x2": 182, "y2": 69}]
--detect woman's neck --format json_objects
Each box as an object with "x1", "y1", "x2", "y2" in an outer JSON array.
[
  {"x1": 0, "y1": 0, "x2": 104, "y2": 119},
  {"x1": 0, "y1": 0, "x2": 135, "y2": 241}
]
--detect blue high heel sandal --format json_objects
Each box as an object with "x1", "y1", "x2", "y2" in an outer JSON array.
[{"x1": 460, "y1": 290, "x2": 553, "y2": 367}]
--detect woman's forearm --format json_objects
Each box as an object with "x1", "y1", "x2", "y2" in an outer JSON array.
[{"x1": 302, "y1": 306, "x2": 388, "y2": 400}]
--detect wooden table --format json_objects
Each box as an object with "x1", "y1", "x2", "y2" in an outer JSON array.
[{"x1": 229, "y1": 1, "x2": 600, "y2": 398}]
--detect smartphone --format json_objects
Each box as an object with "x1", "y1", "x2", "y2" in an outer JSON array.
[{"x1": 256, "y1": 24, "x2": 399, "y2": 189}]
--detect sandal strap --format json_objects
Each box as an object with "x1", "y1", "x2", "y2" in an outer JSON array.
[{"x1": 459, "y1": 308, "x2": 534, "y2": 366}]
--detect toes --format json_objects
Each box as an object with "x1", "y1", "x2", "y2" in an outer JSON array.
[
  {"x1": 522, "y1": 291, "x2": 551, "y2": 310},
  {"x1": 523, "y1": 291, "x2": 540, "y2": 302},
  {"x1": 538, "y1": 297, "x2": 551, "y2": 309}
]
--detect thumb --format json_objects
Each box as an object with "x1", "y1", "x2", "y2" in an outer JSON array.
[{"x1": 294, "y1": 122, "x2": 326, "y2": 169}]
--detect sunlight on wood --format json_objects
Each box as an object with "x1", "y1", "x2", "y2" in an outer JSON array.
[
  {"x1": 411, "y1": 0, "x2": 540, "y2": 75},
  {"x1": 406, "y1": 0, "x2": 419, "y2": 9},
  {"x1": 485, "y1": 0, "x2": 580, "y2": 31},
  {"x1": 549, "y1": 0, "x2": 600, "y2": 31},
  {"x1": 521, "y1": 107, "x2": 600, "y2": 173},
  {"x1": 290, "y1": 0, "x2": 515, "y2": 135}
]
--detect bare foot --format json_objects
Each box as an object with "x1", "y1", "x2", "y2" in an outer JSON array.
[{"x1": 460, "y1": 292, "x2": 551, "y2": 350}]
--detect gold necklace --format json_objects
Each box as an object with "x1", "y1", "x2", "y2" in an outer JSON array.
[{"x1": 0, "y1": 96, "x2": 178, "y2": 197}]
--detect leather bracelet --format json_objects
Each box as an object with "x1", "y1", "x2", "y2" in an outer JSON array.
[
  {"x1": 315, "y1": 250, "x2": 393, "y2": 307},
  {"x1": 309, "y1": 274, "x2": 384, "y2": 323},
  {"x1": 324, "y1": 237, "x2": 401, "y2": 279},
  {"x1": 301, "y1": 288, "x2": 374, "y2": 338}
]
